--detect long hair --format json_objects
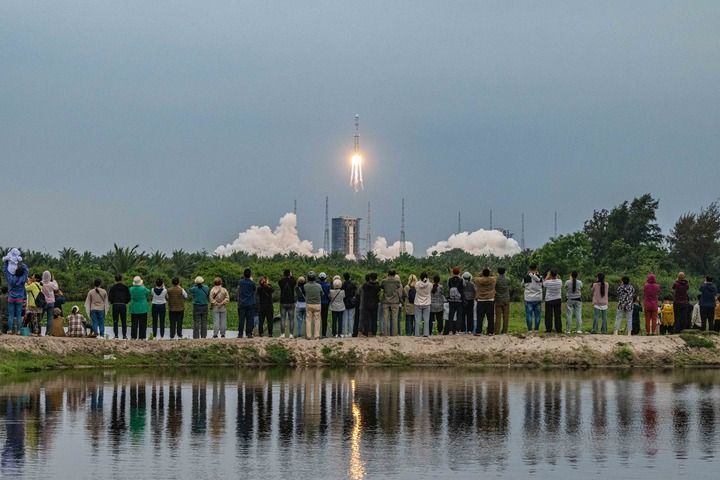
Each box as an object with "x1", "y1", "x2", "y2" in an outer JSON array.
[
  {"x1": 571, "y1": 271, "x2": 578, "y2": 293},
  {"x1": 432, "y1": 274, "x2": 440, "y2": 294},
  {"x1": 597, "y1": 273, "x2": 606, "y2": 297}
]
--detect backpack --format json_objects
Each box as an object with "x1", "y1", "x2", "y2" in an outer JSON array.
[
  {"x1": 34, "y1": 290, "x2": 47, "y2": 309},
  {"x1": 448, "y1": 287, "x2": 462, "y2": 302}
]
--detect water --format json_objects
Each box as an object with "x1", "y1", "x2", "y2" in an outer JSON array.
[{"x1": 1, "y1": 369, "x2": 720, "y2": 479}]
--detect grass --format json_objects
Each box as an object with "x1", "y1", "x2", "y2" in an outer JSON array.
[
  {"x1": 614, "y1": 343, "x2": 634, "y2": 363},
  {"x1": 680, "y1": 333, "x2": 716, "y2": 349}
]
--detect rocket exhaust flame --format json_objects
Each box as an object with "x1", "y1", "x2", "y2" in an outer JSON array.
[{"x1": 350, "y1": 114, "x2": 363, "y2": 192}]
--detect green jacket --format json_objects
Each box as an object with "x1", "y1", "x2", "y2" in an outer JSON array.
[
  {"x1": 494, "y1": 275, "x2": 511, "y2": 303},
  {"x1": 380, "y1": 276, "x2": 403, "y2": 304},
  {"x1": 304, "y1": 281, "x2": 322, "y2": 305},
  {"x1": 190, "y1": 284, "x2": 210, "y2": 305},
  {"x1": 129, "y1": 286, "x2": 150, "y2": 314}
]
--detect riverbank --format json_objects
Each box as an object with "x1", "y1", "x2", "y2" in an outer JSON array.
[{"x1": 1, "y1": 333, "x2": 719, "y2": 375}]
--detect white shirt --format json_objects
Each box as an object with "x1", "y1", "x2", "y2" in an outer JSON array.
[
  {"x1": 544, "y1": 278, "x2": 562, "y2": 302},
  {"x1": 565, "y1": 279, "x2": 583, "y2": 300},
  {"x1": 151, "y1": 287, "x2": 168, "y2": 305}
]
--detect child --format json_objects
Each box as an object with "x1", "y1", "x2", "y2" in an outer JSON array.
[
  {"x1": 23, "y1": 310, "x2": 40, "y2": 336},
  {"x1": 659, "y1": 296, "x2": 675, "y2": 335},
  {"x1": 2, "y1": 248, "x2": 22, "y2": 275},
  {"x1": 0, "y1": 286, "x2": 7, "y2": 334},
  {"x1": 631, "y1": 295, "x2": 642, "y2": 336}
]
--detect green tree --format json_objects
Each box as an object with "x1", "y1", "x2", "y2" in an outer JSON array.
[
  {"x1": 668, "y1": 201, "x2": 720, "y2": 274},
  {"x1": 531, "y1": 232, "x2": 592, "y2": 275}
]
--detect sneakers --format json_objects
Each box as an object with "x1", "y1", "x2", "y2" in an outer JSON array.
[
  {"x1": 576, "y1": 330, "x2": 582, "y2": 334},
  {"x1": 280, "y1": 334, "x2": 285, "y2": 339},
  {"x1": 289, "y1": 334, "x2": 294, "y2": 339}
]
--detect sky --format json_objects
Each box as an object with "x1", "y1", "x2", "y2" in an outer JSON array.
[{"x1": 1, "y1": 1, "x2": 719, "y2": 256}]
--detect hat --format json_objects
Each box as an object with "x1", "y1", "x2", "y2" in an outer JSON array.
[
  {"x1": 132, "y1": 276, "x2": 143, "y2": 286},
  {"x1": 319, "y1": 272, "x2": 327, "y2": 279},
  {"x1": 53, "y1": 307, "x2": 62, "y2": 316},
  {"x1": 195, "y1": 276, "x2": 204, "y2": 284},
  {"x1": 452, "y1": 267, "x2": 460, "y2": 275},
  {"x1": 462, "y1": 272, "x2": 471, "y2": 280},
  {"x1": 307, "y1": 271, "x2": 316, "y2": 280},
  {"x1": 71, "y1": 305, "x2": 80, "y2": 314}
]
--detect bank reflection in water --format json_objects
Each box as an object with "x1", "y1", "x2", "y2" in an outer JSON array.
[{"x1": 1, "y1": 370, "x2": 720, "y2": 478}]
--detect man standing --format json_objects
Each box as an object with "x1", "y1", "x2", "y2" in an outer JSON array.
[
  {"x1": 494, "y1": 267, "x2": 510, "y2": 334},
  {"x1": 237, "y1": 268, "x2": 256, "y2": 338},
  {"x1": 190, "y1": 276, "x2": 210, "y2": 339},
  {"x1": 380, "y1": 270, "x2": 403, "y2": 336},
  {"x1": 304, "y1": 272, "x2": 322, "y2": 339},
  {"x1": 166, "y1": 277, "x2": 188, "y2": 339},
  {"x1": 445, "y1": 267, "x2": 463, "y2": 335},
  {"x1": 461, "y1": 272, "x2": 476, "y2": 334},
  {"x1": 523, "y1": 264, "x2": 543, "y2": 333},
  {"x1": 278, "y1": 269, "x2": 297, "y2": 338},
  {"x1": 108, "y1": 275, "x2": 131, "y2": 339},
  {"x1": 319, "y1": 272, "x2": 330, "y2": 338},
  {"x1": 361, "y1": 273, "x2": 381, "y2": 336},
  {"x1": 699, "y1": 276, "x2": 718, "y2": 331},
  {"x1": 473, "y1": 269, "x2": 496, "y2": 335},
  {"x1": 342, "y1": 272, "x2": 358, "y2": 338}
]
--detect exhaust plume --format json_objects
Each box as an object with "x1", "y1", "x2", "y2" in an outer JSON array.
[{"x1": 427, "y1": 229, "x2": 521, "y2": 257}]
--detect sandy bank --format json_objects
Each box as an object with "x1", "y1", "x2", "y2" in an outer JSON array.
[{"x1": 1, "y1": 333, "x2": 719, "y2": 373}]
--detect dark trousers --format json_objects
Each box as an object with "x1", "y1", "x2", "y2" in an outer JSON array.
[
  {"x1": 238, "y1": 305, "x2": 254, "y2": 338},
  {"x1": 545, "y1": 299, "x2": 562, "y2": 333},
  {"x1": 131, "y1": 313, "x2": 147, "y2": 340},
  {"x1": 431, "y1": 311, "x2": 443, "y2": 335},
  {"x1": 631, "y1": 315, "x2": 641, "y2": 335},
  {"x1": 169, "y1": 310, "x2": 184, "y2": 338},
  {"x1": 700, "y1": 307, "x2": 714, "y2": 331},
  {"x1": 258, "y1": 305, "x2": 273, "y2": 336},
  {"x1": 660, "y1": 324, "x2": 673, "y2": 335},
  {"x1": 714, "y1": 320, "x2": 720, "y2": 332},
  {"x1": 321, "y1": 304, "x2": 329, "y2": 337},
  {"x1": 361, "y1": 307, "x2": 378, "y2": 336},
  {"x1": 151, "y1": 304, "x2": 166, "y2": 338},
  {"x1": 112, "y1": 304, "x2": 127, "y2": 338},
  {"x1": 352, "y1": 308, "x2": 360, "y2": 337},
  {"x1": 476, "y1": 300, "x2": 495, "y2": 334},
  {"x1": 446, "y1": 302, "x2": 461, "y2": 334},
  {"x1": 674, "y1": 303, "x2": 690, "y2": 332},
  {"x1": 332, "y1": 311, "x2": 343, "y2": 336},
  {"x1": 405, "y1": 313, "x2": 415, "y2": 336},
  {"x1": 462, "y1": 300, "x2": 474, "y2": 332}
]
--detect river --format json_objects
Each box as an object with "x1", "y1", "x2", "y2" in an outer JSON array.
[{"x1": 1, "y1": 368, "x2": 719, "y2": 478}]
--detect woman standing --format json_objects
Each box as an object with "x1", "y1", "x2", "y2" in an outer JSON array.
[
  {"x1": 565, "y1": 271, "x2": 583, "y2": 333},
  {"x1": 414, "y1": 272, "x2": 432, "y2": 337},
  {"x1": 430, "y1": 275, "x2": 445, "y2": 335},
  {"x1": 150, "y1": 279, "x2": 167, "y2": 339},
  {"x1": 3, "y1": 260, "x2": 28, "y2": 335},
  {"x1": 210, "y1": 277, "x2": 230, "y2": 338},
  {"x1": 84, "y1": 279, "x2": 109, "y2": 338},
  {"x1": 295, "y1": 276, "x2": 306, "y2": 338},
  {"x1": 329, "y1": 278, "x2": 346, "y2": 338},
  {"x1": 129, "y1": 276, "x2": 150, "y2": 340},
  {"x1": 591, "y1": 273, "x2": 609, "y2": 334},
  {"x1": 41, "y1": 271, "x2": 59, "y2": 332},
  {"x1": 544, "y1": 270, "x2": 562, "y2": 333},
  {"x1": 614, "y1": 276, "x2": 635, "y2": 335},
  {"x1": 672, "y1": 272, "x2": 690, "y2": 332},
  {"x1": 257, "y1": 276, "x2": 274, "y2": 337},
  {"x1": 643, "y1": 274, "x2": 661, "y2": 335},
  {"x1": 403, "y1": 275, "x2": 417, "y2": 336}
]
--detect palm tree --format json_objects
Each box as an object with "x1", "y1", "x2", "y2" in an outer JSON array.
[
  {"x1": 169, "y1": 249, "x2": 197, "y2": 278},
  {"x1": 103, "y1": 244, "x2": 145, "y2": 275},
  {"x1": 58, "y1": 247, "x2": 81, "y2": 271}
]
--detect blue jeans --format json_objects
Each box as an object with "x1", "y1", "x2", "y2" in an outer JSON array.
[
  {"x1": 238, "y1": 305, "x2": 254, "y2": 337},
  {"x1": 44, "y1": 303, "x2": 55, "y2": 331},
  {"x1": 405, "y1": 313, "x2": 415, "y2": 336},
  {"x1": 592, "y1": 307, "x2": 608, "y2": 333},
  {"x1": 525, "y1": 301, "x2": 541, "y2": 331},
  {"x1": 8, "y1": 302, "x2": 23, "y2": 332},
  {"x1": 415, "y1": 305, "x2": 430, "y2": 336},
  {"x1": 295, "y1": 307, "x2": 306, "y2": 337},
  {"x1": 343, "y1": 308, "x2": 355, "y2": 336},
  {"x1": 566, "y1": 299, "x2": 582, "y2": 332},
  {"x1": 90, "y1": 310, "x2": 105, "y2": 337}
]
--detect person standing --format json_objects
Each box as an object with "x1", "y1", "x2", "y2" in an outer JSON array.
[
  {"x1": 494, "y1": 268, "x2": 510, "y2": 334},
  {"x1": 446, "y1": 267, "x2": 463, "y2": 335},
  {"x1": 461, "y1": 272, "x2": 476, "y2": 334},
  {"x1": 329, "y1": 278, "x2": 346, "y2": 337},
  {"x1": 631, "y1": 295, "x2": 642, "y2": 335},
  {"x1": 108, "y1": 275, "x2": 131, "y2": 339},
  {"x1": 699, "y1": 276, "x2": 718, "y2": 331},
  {"x1": 40, "y1": 271, "x2": 59, "y2": 332},
  {"x1": 7, "y1": 268, "x2": 26, "y2": 324},
  {"x1": 304, "y1": 272, "x2": 322, "y2": 339},
  {"x1": 0, "y1": 287, "x2": 7, "y2": 334},
  {"x1": 473, "y1": 269, "x2": 496, "y2": 335},
  {"x1": 278, "y1": 269, "x2": 297, "y2": 339},
  {"x1": 361, "y1": 273, "x2": 381, "y2": 337},
  {"x1": 414, "y1": 272, "x2": 432, "y2": 337},
  {"x1": 84, "y1": 279, "x2": 109, "y2": 338},
  {"x1": 319, "y1": 272, "x2": 331, "y2": 338},
  {"x1": 237, "y1": 269, "x2": 256, "y2": 339},
  {"x1": 591, "y1": 273, "x2": 609, "y2": 334},
  {"x1": 190, "y1": 276, "x2": 210, "y2": 339},
  {"x1": 342, "y1": 273, "x2": 357, "y2": 338},
  {"x1": 129, "y1": 276, "x2": 150, "y2": 340},
  {"x1": 643, "y1": 274, "x2": 661, "y2": 335},
  {"x1": 614, "y1": 276, "x2": 635, "y2": 335},
  {"x1": 295, "y1": 276, "x2": 307, "y2": 338},
  {"x1": 565, "y1": 271, "x2": 583, "y2": 333},
  {"x1": 543, "y1": 270, "x2": 562, "y2": 334},
  {"x1": 257, "y1": 276, "x2": 274, "y2": 337},
  {"x1": 404, "y1": 275, "x2": 416, "y2": 336},
  {"x1": 210, "y1": 277, "x2": 229, "y2": 338},
  {"x1": 380, "y1": 270, "x2": 403, "y2": 336},
  {"x1": 166, "y1": 277, "x2": 187, "y2": 339},
  {"x1": 24, "y1": 273, "x2": 42, "y2": 331},
  {"x1": 523, "y1": 264, "x2": 543, "y2": 333},
  {"x1": 430, "y1": 275, "x2": 445, "y2": 335},
  {"x1": 150, "y1": 279, "x2": 168, "y2": 339},
  {"x1": 672, "y1": 272, "x2": 690, "y2": 332}
]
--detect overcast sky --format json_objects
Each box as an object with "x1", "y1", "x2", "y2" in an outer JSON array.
[{"x1": 1, "y1": 1, "x2": 718, "y2": 255}]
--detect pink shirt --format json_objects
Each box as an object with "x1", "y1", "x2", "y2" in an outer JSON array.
[{"x1": 591, "y1": 282, "x2": 609, "y2": 306}]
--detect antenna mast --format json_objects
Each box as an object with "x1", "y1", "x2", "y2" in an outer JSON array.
[
  {"x1": 457, "y1": 211, "x2": 461, "y2": 234},
  {"x1": 366, "y1": 201, "x2": 372, "y2": 256},
  {"x1": 489, "y1": 209, "x2": 493, "y2": 230},
  {"x1": 554, "y1": 210, "x2": 558, "y2": 237},
  {"x1": 521, "y1": 212, "x2": 526, "y2": 250},
  {"x1": 323, "y1": 196, "x2": 330, "y2": 252},
  {"x1": 400, "y1": 198, "x2": 406, "y2": 255}
]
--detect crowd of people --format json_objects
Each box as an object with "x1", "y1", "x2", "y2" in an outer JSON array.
[{"x1": 3, "y1": 254, "x2": 720, "y2": 340}]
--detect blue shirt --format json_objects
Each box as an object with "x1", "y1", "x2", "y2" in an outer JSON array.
[
  {"x1": 238, "y1": 278, "x2": 257, "y2": 306},
  {"x1": 320, "y1": 280, "x2": 330, "y2": 305}
]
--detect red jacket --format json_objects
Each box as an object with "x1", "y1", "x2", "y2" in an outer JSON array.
[{"x1": 643, "y1": 274, "x2": 660, "y2": 310}]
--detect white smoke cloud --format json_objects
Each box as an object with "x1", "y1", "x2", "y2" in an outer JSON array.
[
  {"x1": 372, "y1": 237, "x2": 414, "y2": 260},
  {"x1": 214, "y1": 213, "x2": 326, "y2": 257},
  {"x1": 426, "y1": 229, "x2": 521, "y2": 257}
]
